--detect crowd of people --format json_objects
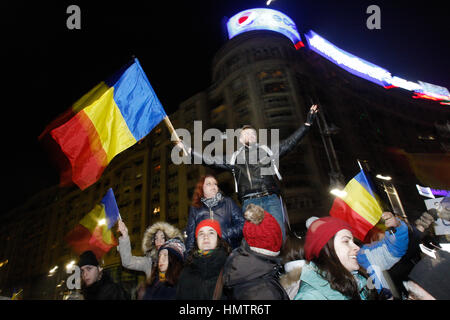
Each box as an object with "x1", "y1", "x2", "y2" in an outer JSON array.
[{"x1": 73, "y1": 106, "x2": 450, "y2": 300}]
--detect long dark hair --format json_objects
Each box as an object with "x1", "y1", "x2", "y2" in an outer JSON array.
[
  {"x1": 147, "y1": 249, "x2": 184, "y2": 287},
  {"x1": 312, "y1": 237, "x2": 378, "y2": 300},
  {"x1": 280, "y1": 234, "x2": 305, "y2": 265}
]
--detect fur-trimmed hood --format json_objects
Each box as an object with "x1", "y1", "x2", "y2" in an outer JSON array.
[
  {"x1": 142, "y1": 221, "x2": 183, "y2": 258},
  {"x1": 279, "y1": 260, "x2": 304, "y2": 289}
]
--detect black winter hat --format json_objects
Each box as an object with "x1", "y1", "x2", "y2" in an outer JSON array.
[
  {"x1": 78, "y1": 250, "x2": 99, "y2": 268},
  {"x1": 408, "y1": 250, "x2": 450, "y2": 300}
]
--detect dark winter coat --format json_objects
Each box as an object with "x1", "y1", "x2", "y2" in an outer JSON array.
[
  {"x1": 185, "y1": 196, "x2": 244, "y2": 250},
  {"x1": 142, "y1": 279, "x2": 176, "y2": 300},
  {"x1": 81, "y1": 272, "x2": 130, "y2": 300},
  {"x1": 176, "y1": 247, "x2": 228, "y2": 300},
  {"x1": 222, "y1": 240, "x2": 289, "y2": 300},
  {"x1": 192, "y1": 124, "x2": 310, "y2": 199},
  {"x1": 191, "y1": 124, "x2": 311, "y2": 200}
]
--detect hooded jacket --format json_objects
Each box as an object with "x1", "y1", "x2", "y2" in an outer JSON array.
[
  {"x1": 294, "y1": 263, "x2": 369, "y2": 300},
  {"x1": 191, "y1": 124, "x2": 311, "y2": 200},
  {"x1": 222, "y1": 240, "x2": 289, "y2": 300},
  {"x1": 279, "y1": 260, "x2": 305, "y2": 300},
  {"x1": 185, "y1": 196, "x2": 244, "y2": 251},
  {"x1": 118, "y1": 221, "x2": 183, "y2": 279}
]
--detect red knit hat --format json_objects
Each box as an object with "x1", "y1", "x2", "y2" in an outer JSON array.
[
  {"x1": 195, "y1": 219, "x2": 222, "y2": 239},
  {"x1": 243, "y1": 204, "x2": 282, "y2": 255},
  {"x1": 304, "y1": 216, "x2": 353, "y2": 261}
]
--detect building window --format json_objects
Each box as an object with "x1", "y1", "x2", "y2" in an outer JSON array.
[{"x1": 263, "y1": 82, "x2": 288, "y2": 94}]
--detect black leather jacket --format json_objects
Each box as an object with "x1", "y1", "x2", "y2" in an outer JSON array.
[{"x1": 191, "y1": 124, "x2": 311, "y2": 200}]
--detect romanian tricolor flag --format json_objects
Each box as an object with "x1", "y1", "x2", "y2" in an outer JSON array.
[
  {"x1": 65, "y1": 188, "x2": 120, "y2": 259},
  {"x1": 329, "y1": 170, "x2": 383, "y2": 240},
  {"x1": 39, "y1": 58, "x2": 167, "y2": 189}
]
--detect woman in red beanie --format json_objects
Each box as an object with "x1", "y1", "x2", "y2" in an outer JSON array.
[
  {"x1": 185, "y1": 175, "x2": 244, "y2": 251},
  {"x1": 176, "y1": 219, "x2": 231, "y2": 300},
  {"x1": 294, "y1": 217, "x2": 380, "y2": 300}
]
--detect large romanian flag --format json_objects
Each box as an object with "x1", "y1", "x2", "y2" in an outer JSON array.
[
  {"x1": 39, "y1": 58, "x2": 167, "y2": 189},
  {"x1": 329, "y1": 170, "x2": 383, "y2": 240},
  {"x1": 65, "y1": 188, "x2": 120, "y2": 259}
]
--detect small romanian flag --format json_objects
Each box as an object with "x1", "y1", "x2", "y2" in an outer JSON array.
[
  {"x1": 39, "y1": 58, "x2": 167, "y2": 190},
  {"x1": 329, "y1": 170, "x2": 383, "y2": 240},
  {"x1": 65, "y1": 188, "x2": 120, "y2": 259}
]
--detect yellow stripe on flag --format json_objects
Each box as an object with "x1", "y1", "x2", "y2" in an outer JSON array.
[
  {"x1": 79, "y1": 204, "x2": 115, "y2": 245},
  {"x1": 83, "y1": 86, "x2": 137, "y2": 163},
  {"x1": 342, "y1": 178, "x2": 382, "y2": 226},
  {"x1": 71, "y1": 82, "x2": 110, "y2": 114}
]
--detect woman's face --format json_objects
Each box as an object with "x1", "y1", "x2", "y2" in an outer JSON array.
[
  {"x1": 334, "y1": 229, "x2": 360, "y2": 272},
  {"x1": 158, "y1": 249, "x2": 169, "y2": 273},
  {"x1": 202, "y1": 177, "x2": 218, "y2": 199},
  {"x1": 155, "y1": 230, "x2": 165, "y2": 250},
  {"x1": 197, "y1": 226, "x2": 218, "y2": 251}
]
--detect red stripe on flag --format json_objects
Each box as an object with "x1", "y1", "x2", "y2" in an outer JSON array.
[
  {"x1": 329, "y1": 197, "x2": 375, "y2": 240},
  {"x1": 65, "y1": 224, "x2": 112, "y2": 260},
  {"x1": 90, "y1": 226, "x2": 118, "y2": 252},
  {"x1": 50, "y1": 110, "x2": 108, "y2": 190}
]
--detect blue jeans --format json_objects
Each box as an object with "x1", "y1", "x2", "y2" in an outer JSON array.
[{"x1": 243, "y1": 194, "x2": 286, "y2": 241}]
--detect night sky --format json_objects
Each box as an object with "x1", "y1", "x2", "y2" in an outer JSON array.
[{"x1": 0, "y1": 0, "x2": 448, "y2": 213}]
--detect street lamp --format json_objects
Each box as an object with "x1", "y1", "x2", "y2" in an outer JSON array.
[
  {"x1": 376, "y1": 174, "x2": 392, "y2": 181},
  {"x1": 65, "y1": 260, "x2": 75, "y2": 271},
  {"x1": 48, "y1": 265, "x2": 58, "y2": 277},
  {"x1": 330, "y1": 188, "x2": 347, "y2": 198}
]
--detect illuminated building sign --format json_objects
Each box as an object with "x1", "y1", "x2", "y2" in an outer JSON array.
[
  {"x1": 304, "y1": 30, "x2": 450, "y2": 104},
  {"x1": 305, "y1": 30, "x2": 391, "y2": 87},
  {"x1": 431, "y1": 189, "x2": 450, "y2": 197},
  {"x1": 417, "y1": 184, "x2": 450, "y2": 198},
  {"x1": 227, "y1": 8, "x2": 303, "y2": 49}
]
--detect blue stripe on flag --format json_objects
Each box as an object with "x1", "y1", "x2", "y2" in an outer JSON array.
[
  {"x1": 111, "y1": 58, "x2": 167, "y2": 140},
  {"x1": 353, "y1": 170, "x2": 376, "y2": 199},
  {"x1": 101, "y1": 188, "x2": 120, "y2": 229}
]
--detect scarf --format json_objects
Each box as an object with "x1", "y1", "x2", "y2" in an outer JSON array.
[
  {"x1": 201, "y1": 191, "x2": 223, "y2": 209},
  {"x1": 197, "y1": 249, "x2": 216, "y2": 257}
]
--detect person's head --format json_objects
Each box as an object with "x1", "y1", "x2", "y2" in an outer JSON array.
[
  {"x1": 78, "y1": 251, "x2": 102, "y2": 288},
  {"x1": 195, "y1": 219, "x2": 222, "y2": 251},
  {"x1": 154, "y1": 230, "x2": 166, "y2": 251},
  {"x1": 304, "y1": 217, "x2": 365, "y2": 299},
  {"x1": 142, "y1": 221, "x2": 183, "y2": 259},
  {"x1": 243, "y1": 204, "x2": 282, "y2": 256},
  {"x1": 192, "y1": 175, "x2": 219, "y2": 207},
  {"x1": 405, "y1": 250, "x2": 450, "y2": 300},
  {"x1": 239, "y1": 125, "x2": 257, "y2": 146},
  {"x1": 280, "y1": 233, "x2": 305, "y2": 265},
  {"x1": 149, "y1": 239, "x2": 185, "y2": 286}
]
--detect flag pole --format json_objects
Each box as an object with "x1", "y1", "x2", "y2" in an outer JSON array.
[
  {"x1": 357, "y1": 159, "x2": 363, "y2": 171},
  {"x1": 163, "y1": 115, "x2": 188, "y2": 156}
]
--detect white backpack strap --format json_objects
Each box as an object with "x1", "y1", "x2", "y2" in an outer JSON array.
[
  {"x1": 259, "y1": 145, "x2": 282, "y2": 181},
  {"x1": 230, "y1": 148, "x2": 243, "y2": 192}
]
